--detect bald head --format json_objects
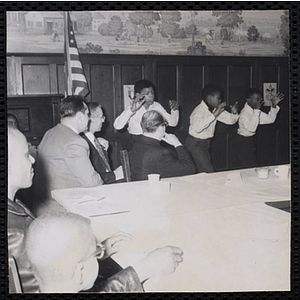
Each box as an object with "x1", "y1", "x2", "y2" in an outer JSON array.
[
  {"x1": 8, "y1": 126, "x2": 35, "y2": 200},
  {"x1": 25, "y1": 212, "x2": 99, "y2": 292}
]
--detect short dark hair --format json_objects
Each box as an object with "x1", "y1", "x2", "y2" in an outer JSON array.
[
  {"x1": 245, "y1": 88, "x2": 262, "y2": 99},
  {"x1": 134, "y1": 80, "x2": 154, "y2": 94},
  {"x1": 87, "y1": 102, "x2": 101, "y2": 115},
  {"x1": 202, "y1": 84, "x2": 222, "y2": 101},
  {"x1": 60, "y1": 95, "x2": 87, "y2": 118},
  {"x1": 141, "y1": 110, "x2": 166, "y2": 133}
]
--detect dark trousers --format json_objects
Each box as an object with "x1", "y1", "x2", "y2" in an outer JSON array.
[
  {"x1": 185, "y1": 135, "x2": 214, "y2": 173},
  {"x1": 235, "y1": 134, "x2": 259, "y2": 168}
]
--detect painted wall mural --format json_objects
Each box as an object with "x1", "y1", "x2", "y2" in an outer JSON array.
[{"x1": 7, "y1": 10, "x2": 288, "y2": 56}]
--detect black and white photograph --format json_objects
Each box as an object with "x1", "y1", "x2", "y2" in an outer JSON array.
[{"x1": 6, "y1": 5, "x2": 293, "y2": 295}]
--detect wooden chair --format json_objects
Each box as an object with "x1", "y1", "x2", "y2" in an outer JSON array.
[{"x1": 120, "y1": 150, "x2": 131, "y2": 182}]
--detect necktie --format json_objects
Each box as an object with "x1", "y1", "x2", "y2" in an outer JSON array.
[{"x1": 94, "y1": 137, "x2": 111, "y2": 172}]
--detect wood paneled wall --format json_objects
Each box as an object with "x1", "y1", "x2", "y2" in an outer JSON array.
[{"x1": 7, "y1": 53, "x2": 289, "y2": 171}]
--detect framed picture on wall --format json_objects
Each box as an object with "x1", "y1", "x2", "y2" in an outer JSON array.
[
  {"x1": 263, "y1": 82, "x2": 277, "y2": 106},
  {"x1": 123, "y1": 84, "x2": 135, "y2": 110}
]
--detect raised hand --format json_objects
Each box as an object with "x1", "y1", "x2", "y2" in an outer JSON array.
[
  {"x1": 230, "y1": 101, "x2": 239, "y2": 114},
  {"x1": 213, "y1": 102, "x2": 226, "y2": 117},
  {"x1": 254, "y1": 98, "x2": 263, "y2": 110},
  {"x1": 101, "y1": 231, "x2": 133, "y2": 258},
  {"x1": 272, "y1": 92, "x2": 284, "y2": 106},
  {"x1": 130, "y1": 94, "x2": 146, "y2": 113},
  {"x1": 169, "y1": 100, "x2": 179, "y2": 111}
]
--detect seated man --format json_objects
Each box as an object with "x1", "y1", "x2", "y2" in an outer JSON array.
[
  {"x1": 7, "y1": 125, "x2": 165, "y2": 293},
  {"x1": 129, "y1": 110, "x2": 195, "y2": 181},
  {"x1": 80, "y1": 102, "x2": 123, "y2": 184},
  {"x1": 8, "y1": 125, "x2": 39, "y2": 293},
  {"x1": 25, "y1": 212, "x2": 184, "y2": 293},
  {"x1": 33, "y1": 95, "x2": 104, "y2": 216}
]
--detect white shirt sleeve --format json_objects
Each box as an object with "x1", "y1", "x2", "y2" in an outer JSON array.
[
  {"x1": 217, "y1": 110, "x2": 239, "y2": 125},
  {"x1": 259, "y1": 106, "x2": 280, "y2": 124},
  {"x1": 155, "y1": 103, "x2": 179, "y2": 127},
  {"x1": 114, "y1": 108, "x2": 136, "y2": 130}
]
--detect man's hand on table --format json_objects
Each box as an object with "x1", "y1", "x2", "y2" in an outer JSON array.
[
  {"x1": 132, "y1": 246, "x2": 184, "y2": 283},
  {"x1": 101, "y1": 231, "x2": 133, "y2": 259}
]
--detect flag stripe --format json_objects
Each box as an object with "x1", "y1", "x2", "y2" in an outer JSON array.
[
  {"x1": 71, "y1": 67, "x2": 85, "y2": 75},
  {"x1": 64, "y1": 12, "x2": 89, "y2": 98},
  {"x1": 71, "y1": 74, "x2": 87, "y2": 82},
  {"x1": 70, "y1": 60, "x2": 82, "y2": 68},
  {"x1": 69, "y1": 47, "x2": 79, "y2": 55},
  {"x1": 73, "y1": 81, "x2": 89, "y2": 87}
]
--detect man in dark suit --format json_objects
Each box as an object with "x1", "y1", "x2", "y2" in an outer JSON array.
[
  {"x1": 129, "y1": 110, "x2": 196, "y2": 181},
  {"x1": 32, "y1": 96, "x2": 104, "y2": 216},
  {"x1": 80, "y1": 102, "x2": 123, "y2": 184}
]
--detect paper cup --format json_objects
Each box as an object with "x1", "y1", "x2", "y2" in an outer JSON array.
[
  {"x1": 255, "y1": 167, "x2": 270, "y2": 179},
  {"x1": 148, "y1": 174, "x2": 160, "y2": 182}
]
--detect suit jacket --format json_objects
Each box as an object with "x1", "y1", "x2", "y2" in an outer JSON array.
[
  {"x1": 80, "y1": 133, "x2": 116, "y2": 184},
  {"x1": 129, "y1": 135, "x2": 196, "y2": 181},
  {"x1": 32, "y1": 123, "x2": 103, "y2": 216},
  {"x1": 8, "y1": 199, "x2": 39, "y2": 293}
]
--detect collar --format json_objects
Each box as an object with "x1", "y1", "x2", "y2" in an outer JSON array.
[
  {"x1": 85, "y1": 131, "x2": 95, "y2": 144},
  {"x1": 141, "y1": 135, "x2": 161, "y2": 145},
  {"x1": 244, "y1": 102, "x2": 255, "y2": 112},
  {"x1": 8, "y1": 198, "x2": 35, "y2": 219},
  {"x1": 61, "y1": 122, "x2": 79, "y2": 134}
]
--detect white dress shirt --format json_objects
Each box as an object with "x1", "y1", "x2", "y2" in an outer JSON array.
[
  {"x1": 113, "y1": 101, "x2": 179, "y2": 135},
  {"x1": 189, "y1": 101, "x2": 239, "y2": 139},
  {"x1": 237, "y1": 103, "x2": 280, "y2": 137},
  {"x1": 84, "y1": 131, "x2": 97, "y2": 147}
]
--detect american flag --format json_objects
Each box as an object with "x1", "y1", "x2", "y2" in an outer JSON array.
[{"x1": 64, "y1": 12, "x2": 89, "y2": 98}]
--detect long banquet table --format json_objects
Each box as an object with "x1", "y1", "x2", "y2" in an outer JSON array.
[{"x1": 52, "y1": 165, "x2": 291, "y2": 292}]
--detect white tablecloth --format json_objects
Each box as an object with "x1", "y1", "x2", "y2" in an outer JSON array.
[{"x1": 52, "y1": 165, "x2": 291, "y2": 292}]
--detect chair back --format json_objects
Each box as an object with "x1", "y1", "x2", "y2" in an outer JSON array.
[
  {"x1": 9, "y1": 255, "x2": 23, "y2": 293},
  {"x1": 120, "y1": 150, "x2": 131, "y2": 182}
]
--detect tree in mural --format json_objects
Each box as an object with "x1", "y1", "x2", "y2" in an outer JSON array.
[
  {"x1": 123, "y1": 19, "x2": 137, "y2": 38},
  {"x1": 98, "y1": 23, "x2": 109, "y2": 36},
  {"x1": 98, "y1": 15, "x2": 123, "y2": 37},
  {"x1": 212, "y1": 11, "x2": 243, "y2": 41},
  {"x1": 190, "y1": 11, "x2": 198, "y2": 53},
  {"x1": 279, "y1": 11, "x2": 289, "y2": 55},
  {"x1": 247, "y1": 25, "x2": 260, "y2": 42},
  {"x1": 158, "y1": 12, "x2": 184, "y2": 38},
  {"x1": 129, "y1": 12, "x2": 159, "y2": 42},
  {"x1": 75, "y1": 12, "x2": 93, "y2": 32},
  {"x1": 108, "y1": 16, "x2": 123, "y2": 37}
]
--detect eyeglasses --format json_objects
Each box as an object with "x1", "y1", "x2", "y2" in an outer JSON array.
[
  {"x1": 80, "y1": 243, "x2": 105, "y2": 263},
  {"x1": 161, "y1": 122, "x2": 168, "y2": 127},
  {"x1": 92, "y1": 114, "x2": 106, "y2": 121}
]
